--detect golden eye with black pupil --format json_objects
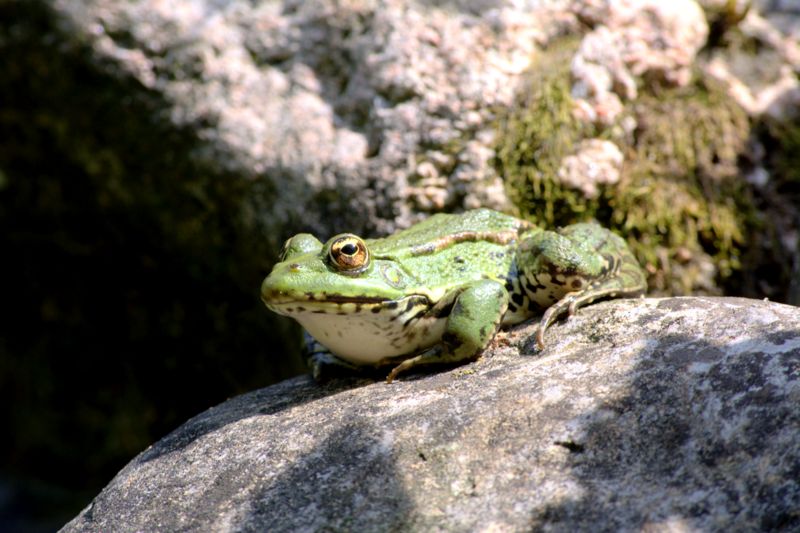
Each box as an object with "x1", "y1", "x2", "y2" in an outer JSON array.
[{"x1": 329, "y1": 234, "x2": 369, "y2": 273}]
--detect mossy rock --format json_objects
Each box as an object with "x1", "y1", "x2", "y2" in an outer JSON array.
[{"x1": 495, "y1": 39, "x2": 758, "y2": 297}]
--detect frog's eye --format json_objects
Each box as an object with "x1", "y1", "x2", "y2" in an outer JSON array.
[{"x1": 328, "y1": 234, "x2": 369, "y2": 273}]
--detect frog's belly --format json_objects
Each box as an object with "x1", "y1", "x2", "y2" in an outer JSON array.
[{"x1": 295, "y1": 312, "x2": 446, "y2": 365}]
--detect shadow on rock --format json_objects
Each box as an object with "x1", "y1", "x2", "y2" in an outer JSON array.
[
  {"x1": 137, "y1": 374, "x2": 375, "y2": 464},
  {"x1": 242, "y1": 419, "x2": 413, "y2": 531},
  {"x1": 530, "y1": 328, "x2": 800, "y2": 531}
]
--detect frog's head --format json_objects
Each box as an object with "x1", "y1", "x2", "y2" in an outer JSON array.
[{"x1": 261, "y1": 232, "x2": 416, "y2": 316}]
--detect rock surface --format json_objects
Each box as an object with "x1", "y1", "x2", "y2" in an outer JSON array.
[
  {"x1": 49, "y1": 0, "x2": 578, "y2": 230},
  {"x1": 62, "y1": 297, "x2": 800, "y2": 532},
  {"x1": 5, "y1": 0, "x2": 800, "y2": 528}
]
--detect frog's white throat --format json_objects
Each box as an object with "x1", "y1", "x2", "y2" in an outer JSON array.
[{"x1": 279, "y1": 296, "x2": 447, "y2": 365}]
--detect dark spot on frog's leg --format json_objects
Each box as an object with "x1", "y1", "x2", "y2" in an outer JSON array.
[
  {"x1": 404, "y1": 299, "x2": 416, "y2": 312},
  {"x1": 571, "y1": 279, "x2": 583, "y2": 289},
  {"x1": 527, "y1": 299, "x2": 540, "y2": 312},
  {"x1": 451, "y1": 299, "x2": 473, "y2": 320},
  {"x1": 371, "y1": 306, "x2": 381, "y2": 314},
  {"x1": 511, "y1": 292, "x2": 524, "y2": 307},
  {"x1": 386, "y1": 301, "x2": 399, "y2": 310},
  {"x1": 442, "y1": 331, "x2": 460, "y2": 350},
  {"x1": 508, "y1": 302, "x2": 518, "y2": 314},
  {"x1": 312, "y1": 309, "x2": 327, "y2": 314}
]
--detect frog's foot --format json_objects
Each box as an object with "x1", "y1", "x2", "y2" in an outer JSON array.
[
  {"x1": 534, "y1": 276, "x2": 645, "y2": 349},
  {"x1": 383, "y1": 346, "x2": 445, "y2": 384},
  {"x1": 384, "y1": 279, "x2": 508, "y2": 383}
]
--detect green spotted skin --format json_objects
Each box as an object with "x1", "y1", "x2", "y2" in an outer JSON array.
[{"x1": 261, "y1": 209, "x2": 646, "y2": 382}]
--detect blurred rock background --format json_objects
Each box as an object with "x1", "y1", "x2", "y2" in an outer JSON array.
[{"x1": 1, "y1": 0, "x2": 798, "y2": 530}]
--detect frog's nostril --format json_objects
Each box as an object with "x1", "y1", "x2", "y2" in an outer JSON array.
[{"x1": 289, "y1": 263, "x2": 301, "y2": 272}]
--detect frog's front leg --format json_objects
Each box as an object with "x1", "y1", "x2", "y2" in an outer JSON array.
[
  {"x1": 519, "y1": 223, "x2": 647, "y2": 348},
  {"x1": 385, "y1": 279, "x2": 509, "y2": 383}
]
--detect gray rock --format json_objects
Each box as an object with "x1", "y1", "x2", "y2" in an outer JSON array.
[
  {"x1": 50, "y1": 0, "x2": 575, "y2": 232},
  {"x1": 62, "y1": 297, "x2": 800, "y2": 532}
]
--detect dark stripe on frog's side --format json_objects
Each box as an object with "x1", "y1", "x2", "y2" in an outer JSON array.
[
  {"x1": 390, "y1": 295, "x2": 433, "y2": 326},
  {"x1": 403, "y1": 309, "x2": 428, "y2": 328},
  {"x1": 511, "y1": 292, "x2": 524, "y2": 307},
  {"x1": 392, "y1": 292, "x2": 457, "y2": 332},
  {"x1": 423, "y1": 289, "x2": 461, "y2": 319},
  {"x1": 408, "y1": 229, "x2": 523, "y2": 256},
  {"x1": 301, "y1": 291, "x2": 390, "y2": 305},
  {"x1": 431, "y1": 298, "x2": 456, "y2": 319}
]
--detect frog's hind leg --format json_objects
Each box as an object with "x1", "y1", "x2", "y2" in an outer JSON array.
[
  {"x1": 519, "y1": 223, "x2": 647, "y2": 349},
  {"x1": 534, "y1": 260, "x2": 646, "y2": 349}
]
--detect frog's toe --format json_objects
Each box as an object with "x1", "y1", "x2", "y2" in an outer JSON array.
[
  {"x1": 381, "y1": 346, "x2": 439, "y2": 383},
  {"x1": 567, "y1": 298, "x2": 580, "y2": 315},
  {"x1": 534, "y1": 324, "x2": 547, "y2": 350},
  {"x1": 386, "y1": 359, "x2": 414, "y2": 384},
  {"x1": 535, "y1": 299, "x2": 571, "y2": 349}
]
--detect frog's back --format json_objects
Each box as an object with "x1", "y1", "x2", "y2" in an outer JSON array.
[{"x1": 369, "y1": 209, "x2": 528, "y2": 259}]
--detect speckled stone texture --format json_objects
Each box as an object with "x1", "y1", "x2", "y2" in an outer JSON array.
[
  {"x1": 62, "y1": 297, "x2": 800, "y2": 532},
  {"x1": 49, "y1": 0, "x2": 577, "y2": 231}
]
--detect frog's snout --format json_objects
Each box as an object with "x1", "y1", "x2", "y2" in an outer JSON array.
[
  {"x1": 260, "y1": 272, "x2": 282, "y2": 305},
  {"x1": 261, "y1": 261, "x2": 305, "y2": 305}
]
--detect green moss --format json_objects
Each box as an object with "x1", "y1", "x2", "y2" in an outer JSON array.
[
  {"x1": 495, "y1": 37, "x2": 600, "y2": 227},
  {"x1": 495, "y1": 39, "x2": 756, "y2": 295},
  {"x1": 616, "y1": 78, "x2": 753, "y2": 284}
]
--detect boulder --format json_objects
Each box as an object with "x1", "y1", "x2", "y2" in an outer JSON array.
[{"x1": 62, "y1": 297, "x2": 800, "y2": 532}]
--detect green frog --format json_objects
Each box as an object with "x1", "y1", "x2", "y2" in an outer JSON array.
[{"x1": 261, "y1": 209, "x2": 646, "y2": 382}]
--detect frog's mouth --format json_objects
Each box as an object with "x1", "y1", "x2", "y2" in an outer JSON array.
[
  {"x1": 261, "y1": 290, "x2": 392, "y2": 306},
  {"x1": 263, "y1": 291, "x2": 431, "y2": 318},
  {"x1": 309, "y1": 295, "x2": 391, "y2": 305}
]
